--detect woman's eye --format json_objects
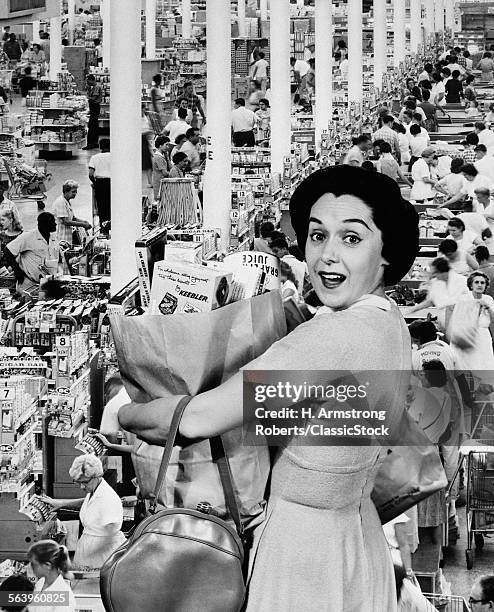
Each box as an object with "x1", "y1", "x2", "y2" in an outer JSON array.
[
  {"x1": 343, "y1": 234, "x2": 361, "y2": 245},
  {"x1": 309, "y1": 231, "x2": 325, "y2": 242}
]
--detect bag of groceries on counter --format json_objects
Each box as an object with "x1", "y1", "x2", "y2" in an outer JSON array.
[{"x1": 110, "y1": 256, "x2": 285, "y2": 530}]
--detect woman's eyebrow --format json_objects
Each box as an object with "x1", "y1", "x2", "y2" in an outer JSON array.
[
  {"x1": 309, "y1": 216, "x2": 322, "y2": 224},
  {"x1": 343, "y1": 218, "x2": 372, "y2": 231}
]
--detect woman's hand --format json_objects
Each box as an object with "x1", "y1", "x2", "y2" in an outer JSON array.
[
  {"x1": 118, "y1": 396, "x2": 188, "y2": 445},
  {"x1": 94, "y1": 433, "x2": 111, "y2": 448},
  {"x1": 38, "y1": 495, "x2": 59, "y2": 509}
]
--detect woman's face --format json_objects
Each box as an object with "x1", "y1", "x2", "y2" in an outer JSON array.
[
  {"x1": 472, "y1": 276, "x2": 487, "y2": 294},
  {"x1": 0, "y1": 214, "x2": 11, "y2": 230},
  {"x1": 462, "y1": 172, "x2": 474, "y2": 182},
  {"x1": 259, "y1": 101, "x2": 267, "y2": 111},
  {"x1": 29, "y1": 556, "x2": 48, "y2": 579},
  {"x1": 305, "y1": 193, "x2": 388, "y2": 311},
  {"x1": 75, "y1": 475, "x2": 99, "y2": 494},
  {"x1": 448, "y1": 224, "x2": 463, "y2": 239},
  {"x1": 431, "y1": 265, "x2": 448, "y2": 282}
]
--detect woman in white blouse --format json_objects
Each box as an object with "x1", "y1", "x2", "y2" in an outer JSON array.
[
  {"x1": 39, "y1": 455, "x2": 126, "y2": 570},
  {"x1": 447, "y1": 217, "x2": 483, "y2": 253}
]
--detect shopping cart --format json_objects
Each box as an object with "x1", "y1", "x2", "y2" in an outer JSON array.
[
  {"x1": 461, "y1": 400, "x2": 494, "y2": 569},
  {"x1": 423, "y1": 593, "x2": 469, "y2": 611},
  {"x1": 0, "y1": 155, "x2": 49, "y2": 205},
  {"x1": 145, "y1": 110, "x2": 164, "y2": 135}
]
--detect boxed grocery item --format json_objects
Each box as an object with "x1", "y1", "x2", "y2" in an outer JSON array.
[
  {"x1": 164, "y1": 241, "x2": 203, "y2": 264},
  {"x1": 150, "y1": 261, "x2": 232, "y2": 315},
  {"x1": 223, "y1": 251, "x2": 280, "y2": 292},
  {"x1": 204, "y1": 260, "x2": 265, "y2": 303}
]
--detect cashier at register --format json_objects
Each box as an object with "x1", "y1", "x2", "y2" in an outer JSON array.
[
  {"x1": 3, "y1": 212, "x2": 60, "y2": 295},
  {"x1": 38, "y1": 454, "x2": 126, "y2": 570}
]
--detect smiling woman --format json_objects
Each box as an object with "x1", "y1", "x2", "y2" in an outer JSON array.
[{"x1": 119, "y1": 166, "x2": 420, "y2": 611}]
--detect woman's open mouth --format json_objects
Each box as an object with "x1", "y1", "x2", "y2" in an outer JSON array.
[{"x1": 318, "y1": 272, "x2": 346, "y2": 289}]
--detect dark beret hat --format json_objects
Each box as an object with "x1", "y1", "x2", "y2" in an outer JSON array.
[{"x1": 289, "y1": 165, "x2": 419, "y2": 286}]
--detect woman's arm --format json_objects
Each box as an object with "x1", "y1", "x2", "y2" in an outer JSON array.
[
  {"x1": 38, "y1": 496, "x2": 85, "y2": 510},
  {"x1": 406, "y1": 298, "x2": 434, "y2": 314},
  {"x1": 397, "y1": 166, "x2": 412, "y2": 187},
  {"x1": 443, "y1": 191, "x2": 465, "y2": 207},
  {"x1": 466, "y1": 253, "x2": 479, "y2": 270}
]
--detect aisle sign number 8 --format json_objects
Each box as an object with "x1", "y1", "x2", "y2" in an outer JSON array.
[{"x1": 55, "y1": 336, "x2": 70, "y2": 348}]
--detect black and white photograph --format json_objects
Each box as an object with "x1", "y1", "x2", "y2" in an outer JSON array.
[{"x1": 2, "y1": 0, "x2": 494, "y2": 610}]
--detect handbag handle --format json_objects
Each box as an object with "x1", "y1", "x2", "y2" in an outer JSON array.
[{"x1": 148, "y1": 396, "x2": 244, "y2": 540}]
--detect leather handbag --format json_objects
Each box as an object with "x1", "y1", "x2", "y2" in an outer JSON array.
[{"x1": 100, "y1": 397, "x2": 246, "y2": 612}]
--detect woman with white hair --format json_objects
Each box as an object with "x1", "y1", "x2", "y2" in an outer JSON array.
[{"x1": 39, "y1": 455, "x2": 126, "y2": 570}]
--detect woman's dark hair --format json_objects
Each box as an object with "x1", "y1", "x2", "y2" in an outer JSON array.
[
  {"x1": 483, "y1": 227, "x2": 493, "y2": 240},
  {"x1": 420, "y1": 80, "x2": 432, "y2": 91},
  {"x1": 423, "y1": 359, "x2": 447, "y2": 387},
  {"x1": 361, "y1": 161, "x2": 377, "y2": 172},
  {"x1": 410, "y1": 124, "x2": 421, "y2": 136},
  {"x1": 441, "y1": 67, "x2": 451, "y2": 77},
  {"x1": 432, "y1": 72, "x2": 442, "y2": 83},
  {"x1": 352, "y1": 134, "x2": 371, "y2": 146},
  {"x1": 465, "y1": 75, "x2": 475, "y2": 85},
  {"x1": 289, "y1": 166, "x2": 419, "y2": 286},
  {"x1": 153, "y1": 73, "x2": 162, "y2": 86},
  {"x1": 466, "y1": 132, "x2": 480, "y2": 146},
  {"x1": 467, "y1": 270, "x2": 490, "y2": 291},
  {"x1": 448, "y1": 217, "x2": 466, "y2": 232},
  {"x1": 431, "y1": 257, "x2": 450, "y2": 273},
  {"x1": 483, "y1": 52, "x2": 492, "y2": 59},
  {"x1": 408, "y1": 320, "x2": 438, "y2": 344},
  {"x1": 155, "y1": 135, "x2": 169, "y2": 148},
  {"x1": 259, "y1": 98, "x2": 270, "y2": 107},
  {"x1": 259, "y1": 221, "x2": 275, "y2": 238},
  {"x1": 172, "y1": 151, "x2": 188, "y2": 164},
  {"x1": 461, "y1": 163, "x2": 478, "y2": 178},
  {"x1": 422, "y1": 90, "x2": 431, "y2": 101},
  {"x1": 28, "y1": 540, "x2": 72, "y2": 578},
  {"x1": 0, "y1": 574, "x2": 34, "y2": 612},
  {"x1": 475, "y1": 245, "x2": 491, "y2": 263},
  {"x1": 451, "y1": 158, "x2": 464, "y2": 173},
  {"x1": 439, "y1": 239, "x2": 458, "y2": 254},
  {"x1": 394, "y1": 564, "x2": 406, "y2": 603},
  {"x1": 452, "y1": 70, "x2": 460, "y2": 79},
  {"x1": 380, "y1": 141, "x2": 392, "y2": 154},
  {"x1": 393, "y1": 122, "x2": 406, "y2": 134},
  {"x1": 288, "y1": 243, "x2": 305, "y2": 261}
]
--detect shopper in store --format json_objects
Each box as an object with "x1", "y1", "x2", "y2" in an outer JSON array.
[
  {"x1": 342, "y1": 134, "x2": 372, "y2": 167},
  {"x1": 19, "y1": 66, "x2": 35, "y2": 106},
  {"x1": 451, "y1": 271, "x2": 494, "y2": 371},
  {"x1": 418, "y1": 62, "x2": 433, "y2": 84},
  {"x1": 461, "y1": 132, "x2": 480, "y2": 165},
  {"x1": 171, "y1": 133, "x2": 187, "y2": 160},
  {"x1": 246, "y1": 80, "x2": 263, "y2": 112},
  {"x1": 52, "y1": 181, "x2": 91, "y2": 245},
  {"x1": 252, "y1": 220, "x2": 274, "y2": 254},
  {"x1": 418, "y1": 90, "x2": 438, "y2": 133},
  {"x1": 475, "y1": 145, "x2": 494, "y2": 183},
  {"x1": 163, "y1": 107, "x2": 189, "y2": 143},
  {"x1": 231, "y1": 98, "x2": 256, "y2": 147},
  {"x1": 377, "y1": 142, "x2": 412, "y2": 187},
  {"x1": 485, "y1": 103, "x2": 494, "y2": 126},
  {"x1": 475, "y1": 122, "x2": 494, "y2": 155},
  {"x1": 152, "y1": 135, "x2": 170, "y2": 200},
  {"x1": 252, "y1": 51, "x2": 268, "y2": 93},
  {"x1": 0, "y1": 573, "x2": 34, "y2": 612},
  {"x1": 438, "y1": 239, "x2": 478, "y2": 276},
  {"x1": 409, "y1": 147, "x2": 439, "y2": 202},
  {"x1": 181, "y1": 127, "x2": 201, "y2": 169},
  {"x1": 0, "y1": 201, "x2": 23, "y2": 266},
  {"x1": 464, "y1": 74, "x2": 477, "y2": 104},
  {"x1": 88, "y1": 139, "x2": 111, "y2": 234},
  {"x1": 29, "y1": 43, "x2": 45, "y2": 64},
  {"x1": 168, "y1": 151, "x2": 188, "y2": 178},
  {"x1": 172, "y1": 97, "x2": 193, "y2": 124},
  {"x1": 119, "y1": 165, "x2": 420, "y2": 611},
  {"x1": 84, "y1": 73, "x2": 103, "y2": 150},
  {"x1": 38, "y1": 454, "x2": 126, "y2": 570},
  {"x1": 176, "y1": 81, "x2": 206, "y2": 128},
  {"x1": 150, "y1": 73, "x2": 164, "y2": 114},
  {"x1": 406, "y1": 258, "x2": 469, "y2": 324},
  {"x1": 27, "y1": 540, "x2": 76, "y2": 611},
  {"x1": 437, "y1": 157, "x2": 467, "y2": 197},
  {"x1": 442, "y1": 164, "x2": 492, "y2": 211},
  {"x1": 255, "y1": 98, "x2": 270, "y2": 145},
  {"x1": 269, "y1": 235, "x2": 308, "y2": 298},
  {"x1": 446, "y1": 217, "x2": 483, "y2": 253},
  {"x1": 372, "y1": 115, "x2": 401, "y2": 163},
  {"x1": 3, "y1": 212, "x2": 60, "y2": 294},
  {"x1": 478, "y1": 51, "x2": 494, "y2": 82},
  {"x1": 470, "y1": 575, "x2": 494, "y2": 610},
  {"x1": 1, "y1": 26, "x2": 10, "y2": 43},
  {"x1": 393, "y1": 123, "x2": 411, "y2": 168},
  {"x1": 475, "y1": 246, "x2": 494, "y2": 297},
  {"x1": 431, "y1": 73, "x2": 447, "y2": 112},
  {"x1": 279, "y1": 260, "x2": 298, "y2": 300},
  {"x1": 3, "y1": 33, "x2": 21, "y2": 61}
]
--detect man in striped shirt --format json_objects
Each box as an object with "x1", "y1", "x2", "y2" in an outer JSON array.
[
  {"x1": 372, "y1": 115, "x2": 401, "y2": 164},
  {"x1": 52, "y1": 181, "x2": 91, "y2": 245}
]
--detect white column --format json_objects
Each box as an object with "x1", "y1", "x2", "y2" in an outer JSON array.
[
  {"x1": 297, "y1": 0, "x2": 304, "y2": 7},
  {"x1": 68, "y1": 0, "x2": 76, "y2": 45},
  {"x1": 434, "y1": 0, "x2": 444, "y2": 32},
  {"x1": 424, "y1": 2, "x2": 434, "y2": 40},
  {"x1": 410, "y1": 0, "x2": 422, "y2": 55},
  {"x1": 101, "y1": 0, "x2": 110, "y2": 69},
  {"x1": 393, "y1": 0, "x2": 406, "y2": 68},
  {"x1": 445, "y1": 0, "x2": 454, "y2": 31},
  {"x1": 33, "y1": 21, "x2": 41, "y2": 44},
  {"x1": 347, "y1": 0, "x2": 362, "y2": 104},
  {"x1": 238, "y1": 0, "x2": 246, "y2": 37},
  {"x1": 270, "y1": 0, "x2": 291, "y2": 174},
  {"x1": 260, "y1": 0, "x2": 268, "y2": 21},
  {"x1": 110, "y1": 0, "x2": 142, "y2": 294},
  {"x1": 315, "y1": 0, "x2": 332, "y2": 153},
  {"x1": 182, "y1": 0, "x2": 192, "y2": 39},
  {"x1": 49, "y1": 17, "x2": 62, "y2": 82},
  {"x1": 146, "y1": 0, "x2": 156, "y2": 59},
  {"x1": 203, "y1": 0, "x2": 231, "y2": 253},
  {"x1": 373, "y1": 0, "x2": 387, "y2": 90}
]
